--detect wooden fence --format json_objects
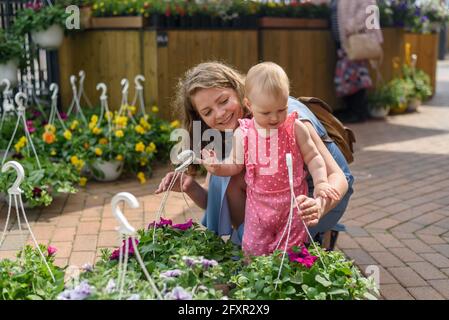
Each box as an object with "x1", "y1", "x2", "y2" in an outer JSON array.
[{"x1": 58, "y1": 28, "x2": 439, "y2": 120}]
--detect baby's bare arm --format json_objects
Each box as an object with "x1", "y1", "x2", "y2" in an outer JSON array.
[
  {"x1": 294, "y1": 120, "x2": 328, "y2": 186},
  {"x1": 201, "y1": 128, "x2": 244, "y2": 177}
]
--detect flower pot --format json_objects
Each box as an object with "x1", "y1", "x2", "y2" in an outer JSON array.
[
  {"x1": 0, "y1": 60, "x2": 19, "y2": 87},
  {"x1": 389, "y1": 102, "x2": 408, "y2": 115},
  {"x1": 80, "y1": 6, "x2": 93, "y2": 29},
  {"x1": 369, "y1": 106, "x2": 390, "y2": 119},
  {"x1": 91, "y1": 159, "x2": 124, "y2": 182},
  {"x1": 407, "y1": 98, "x2": 421, "y2": 112},
  {"x1": 31, "y1": 24, "x2": 64, "y2": 50}
]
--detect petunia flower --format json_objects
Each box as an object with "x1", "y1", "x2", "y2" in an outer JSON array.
[
  {"x1": 57, "y1": 281, "x2": 92, "y2": 300},
  {"x1": 160, "y1": 269, "x2": 182, "y2": 278},
  {"x1": 182, "y1": 256, "x2": 198, "y2": 267},
  {"x1": 288, "y1": 246, "x2": 318, "y2": 269},
  {"x1": 110, "y1": 238, "x2": 139, "y2": 261},
  {"x1": 172, "y1": 219, "x2": 193, "y2": 231},
  {"x1": 127, "y1": 294, "x2": 140, "y2": 300},
  {"x1": 165, "y1": 286, "x2": 192, "y2": 300},
  {"x1": 148, "y1": 217, "x2": 173, "y2": 229},
  {"x1": 105, "y1": 279, "x2": 116, "y2": 294},
  {"x1": 32, "y1": 187, "x2": 43, "y2": 198},
  {"x1": 47, "y1": 246, "x2": 57, "y2": 257},
  {"x1": 200, "y1": 258, "x2": 218, "y2": 269}
]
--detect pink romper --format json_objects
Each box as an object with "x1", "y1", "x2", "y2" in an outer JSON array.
[{"x1": 239, "y1": 111, "x2": 308, "y2": 256}]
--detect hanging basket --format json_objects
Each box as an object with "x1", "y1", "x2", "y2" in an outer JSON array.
[
  {"x1": 0, "y1": 60, "x2": 19, "y2": 87},
  {"x1": 31, "y1": 24, "x2": 64, "y2": 50},
  {"x1": 91, "y1": 159, "x2": 124, "y2": 182},
  {"x1": 1, "y1": 192, "x2": 32, "y2": 209}
]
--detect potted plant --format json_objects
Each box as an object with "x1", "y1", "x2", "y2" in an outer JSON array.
[
  {"x1": 388, "y1": 77, "x2": 413, "y2": 115},
  {"x1": 13, "y1": 2, "x2": 68, "y2": 50},
  {"x1": 0, "y1": 30, "x2": 23, "y2": 87},
  {"x1": 367, "y1": 84, "x2": 393, "y2": 119},
  {"x1": 402, "y1": 64, "x2": 432, "y2": 112}
]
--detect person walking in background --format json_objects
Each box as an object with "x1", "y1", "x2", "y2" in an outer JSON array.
[{"x1": 330, "y1": 0, "x2": 383, "y2": 123}]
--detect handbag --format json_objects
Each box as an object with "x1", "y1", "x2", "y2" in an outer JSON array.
[{"x1": 346, "y1": 32, "x2": 383, "y2": 61}]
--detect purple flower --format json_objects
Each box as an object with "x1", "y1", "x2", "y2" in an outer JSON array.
[
  {"x1": 25, "y1": 1, "x2": 42, "y2": 11},
  {"x1": 288, "y1": 246, "x2": 318, "y2": 269},
  {"x1": 420, "y1": 15, "x2": 429, "y2": 23},
  {"x1": 110, "y1": 238, "x2": 139, "y2": 261},
  {"x1": 160, "y1": 269, "x2": 182, "y2": 278},
  {"x1": 82, "y1": 263, "x2": 93, "y2": 272},
  {"x1": 31, "y1": 110, "x2": 42, "y2": 119},
  {"x1": 32, "y1": 187, "x2": 42, "y2": 198},
  {"x1": 182, "y1": 256, "x2": 197, "y2": 267},
  {"x1": 172, "y1": 219, "x2": 193, "y2": 231},
  {"x1": 47, "y1": 246, "x2": 57, "y2": 257},
  {"x1": 165, "y1": 286, "x2": 192, "y2": 300},
  {"x1": 148, "y1": 217, "x2": 173, "y2": 229},
  {"x1": 58, "y1": 281, "x2": 92, "y2": 300},
  {"x1": 60, "y1": 112, "x2": 68, "y2": 120},
  {"x1": 201, "y1": 258, "x2": 218, "y2": 269}
]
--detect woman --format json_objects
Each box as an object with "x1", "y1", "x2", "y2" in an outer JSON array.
[
  {"x1": 331, "y1": 0, "x2": 383, "y2": 123},
  {"x1": 156, "y1": 62, "x2": 352, "y2": 250}
]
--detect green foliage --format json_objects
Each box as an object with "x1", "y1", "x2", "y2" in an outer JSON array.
[
  {"x1": 0, "y1": 245, "x2": 65, "y2": 300},
  {"x1": 402, "y1": 64, "x2": 432, "y2": 101},
  {"x1": 0, "y1": 29, "x2": 24, "y2": 65},
  {"x1": 229, "y1": 246, "x2": 379, "y2": 300},
  {"x1": 12, "y1": 4, "x2": 69, "y2": 35}
]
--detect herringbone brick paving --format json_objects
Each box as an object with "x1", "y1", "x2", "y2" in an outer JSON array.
[{"x1": 1, "y1": 61, "x2": 448, "y2": 300}]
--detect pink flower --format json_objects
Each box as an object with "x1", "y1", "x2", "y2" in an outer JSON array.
[
  {"x1": 26, "y1": 120, "x2": 36, "y2": 133},
  {"x1": 110, "y1": 238, "x2": 139, "y2": 261},
  {"x1": 148, "y1": 217, "x2": 173, "y2": 229},
  {"x1": 172, "y1": 219, "x2": 193, "y2": 231},
  {"x1": 47, "y1": 246, "x2": 57, "y2": 256},
  {"x1": 288, "y1": 246, "x2": 318, "y2": 269}
]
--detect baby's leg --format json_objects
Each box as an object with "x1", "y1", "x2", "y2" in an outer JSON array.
[{"x1": 226, "y1": 170, "x2": 247, "y2": 229}]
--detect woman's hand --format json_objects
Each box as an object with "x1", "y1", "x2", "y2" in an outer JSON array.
[
  {"x1": 295, "y1": 195, "x2": 323, "y2": 227},
  {"x1": 155, "y1": 171, "x2": 195, "y2": 194}
]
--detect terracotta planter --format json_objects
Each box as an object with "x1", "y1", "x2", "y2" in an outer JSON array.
[
  {"x1": 259, "y1": 17, "x2": 328, "y2": 29},
  {"x1": 407, "y1": 98, "x2": 421, "y2": 112},
  {"x1": 91, "y1": 159, "x2": 124, "y2": 182},
  {"x1": 91, "y1": 16, "x2": 148, "y2": 29},
  {"x1": 31, "y1": 24, "x2": 64, "y2": 50},
  {"x1": 0, "y1": 60, "x2": 19, "y2": 87}
]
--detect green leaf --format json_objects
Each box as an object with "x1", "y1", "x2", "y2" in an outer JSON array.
[
  {"x1": 27, "y1": 294, "x2": 43, "y2": 300},
  {"x1": 315, "y1": 275, "x2": 332, "y2": 287}
]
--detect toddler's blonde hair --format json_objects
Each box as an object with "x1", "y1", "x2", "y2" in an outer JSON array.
[{"x1": 245, "y1": 62, "x2": 290, "y2": 102}]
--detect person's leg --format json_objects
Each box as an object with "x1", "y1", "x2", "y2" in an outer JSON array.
[
  {"x1": 349, "y1": 89, "x2": 369, "y2": 122},
  {"x1": 226, "y1": 170, "x2": 247, "y2": 229}
]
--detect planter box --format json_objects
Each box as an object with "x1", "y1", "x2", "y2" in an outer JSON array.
[
  {"x1": 91, "y1": 16, "x2": 148, "y2": 29},
  {"x1": 259, "y1": 17, "x2": 329, "y2": 29}
]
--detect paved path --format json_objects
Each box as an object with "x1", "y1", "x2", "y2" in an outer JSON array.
[{"x1": 1, "y1": 61, "x2": 448, "y2": 300}]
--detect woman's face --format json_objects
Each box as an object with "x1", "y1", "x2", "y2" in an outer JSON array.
[{"x1": 191, "y1": 87, "x2": 243, "y2": 132}]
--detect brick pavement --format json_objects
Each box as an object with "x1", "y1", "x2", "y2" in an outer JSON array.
[{"x1": 1, "y1": 60, "x2": 448, "y2": 300}]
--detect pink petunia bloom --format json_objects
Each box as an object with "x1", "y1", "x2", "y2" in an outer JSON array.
[
  {"x1": 47, "y1": 246, "x2": 57, "y2": 256},
  {"x1": 148, "y1": 217, "x2": 173, "y2": 229},
  {"x1": 288, "y1": 246, "x2": 318, "y2": 269},
  {"x1": 172, "y1": 219, "x2": 193, "y2": 231},
  {"x1": 110, "y1": 238, "x2": 139, "y2": 261}
]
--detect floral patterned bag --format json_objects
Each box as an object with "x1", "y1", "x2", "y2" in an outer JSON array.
[{"x1": 334, "y1": 49, "x2": 373, "y2": 97}]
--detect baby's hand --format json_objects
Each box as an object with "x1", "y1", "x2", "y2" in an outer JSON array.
[
  {"x1": 314, "y1": 182, "x2": 341, "y2": 201},
  {"x1": 200, "y1": 149, "x2": 222, "y2": 174}
]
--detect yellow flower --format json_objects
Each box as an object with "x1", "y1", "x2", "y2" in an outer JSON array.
[
  {"x1": 90, "y1": 115, "x2": 98, "y2": 125},
  {"x1": 170, "y1": 120, "x2": 180, "y2": 128},
  {"x1": 70, "y1": 156, "x2": 84, "y2": 171},
  {"x1": 139, "y1": 117, "x2": 151, "y2": 130},
  {"x1": 95, "y1": 148, "x2": 103, "y2": 156},
  {"x1": 114, "y1": 115, "x2": 128, "y2": 128},
  {"x1": 405, "y1": 42, "x2": 412, "y2": 66},
  {"x1": 128, "y1": 105, "x2": 137, "y2": 115},
  {"x1": 137, "y1": 172, "x2": 146, "y2": 184},
  {"x1": 105, "y1": 111, "x2": 113, "y2": 121},
  {"x1": 63, "y1": 130, "x2": 72, "y2": 140},
  {"x1": 160, "y1": 125, "x2": 168, "y2": 132},
  {"x1": 139, "y1": 158, "x2": 148, "y2": 166},
  {"x1": 89, "y1": 122, "x2": 96, "y2": 130},
  {"x1": 14, "y1": 136, "x2": 27, "y2": 152},
  {"x1": 135, "y1": 125, "x2": 146, "y2": 135},
  {"x1": 115, "y1": 130, "x2": 124, "y2": 138},
  {"x1": 93, "y1": 3, "x2": 98, "y2": 10},
  {"x1": 70, "y1": 120, "x2": 79, "y2": 130},
  {"x1": 135, "y1": 142, "x2": 145, "y2": 153},
  {"x1": 44, "y1": 124, "x2": 56, "y2": 134},
  {"x1": 92, "y1": 127, "x2": 102, "y2": 135},
  {"x1": 50, "y1": 149, "x2": 57, "y2": 156},
  {"x1": 79, "y1": 177, "x2": 88, "y2": 187},
  {"x1": 151, "y1": 105, "x2": 159, "y2": 113},
  {"x1": 146, "y1": 142, "x2": 156, "y2": 154},
  {"x1": 99, "y1": 138, "x2": 108, "y2": 145},
  {"x1": 116, "y1": 154, "x2": 124, "y2": 161}
]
